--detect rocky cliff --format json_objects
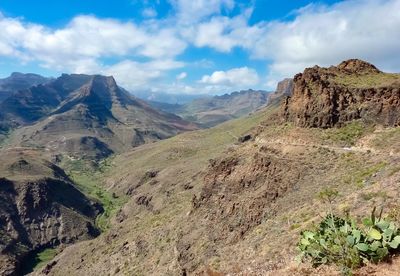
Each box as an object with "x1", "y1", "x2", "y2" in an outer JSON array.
[
  {"x1": 267, "y1": 78, "x2": 293, "y2": 104},
  {"x1": 282, "y1": 59, "x2": 400, "y2": 128}
]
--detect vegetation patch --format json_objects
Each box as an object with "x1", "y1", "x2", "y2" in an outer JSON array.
[
  {"x1": 20, "y1": 248, "x2": 57, "y2": 274},
  {"x1": 332, "y1": 73, "x2": 400, "y2": 89},
  {"x1": 300, "y1": 189, "x2": 400, "y2": 276},
  {"x1": 322, "y1": 121, "x2": 370, "y2": 146},
  {"x1": 64, "y1": 157, "x2": 127, "y2": 232},
  {"x1": 343, "y1": 162, "x2": 386, "y2": 188}
]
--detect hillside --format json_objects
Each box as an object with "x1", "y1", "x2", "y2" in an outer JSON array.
[
  {"x1": 0, "y1": 73, "x2": 50, "y2": 103},
  {"x1": 150, "y1": 89, "x2": 269, "y2": 128},
  {"x1": 0, "y1": 74, "x2": 197, "y2": 160},
  {"x1": 28, "y1": 60, "x2": 400, "y2": 276},
  {"x1": 0, "y1": 148, "x2": 101, "y2": 275}
]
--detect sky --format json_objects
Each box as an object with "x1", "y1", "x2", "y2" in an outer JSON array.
[{"x1": 0, "y1": 0, "x2": 399, "y2": 96}]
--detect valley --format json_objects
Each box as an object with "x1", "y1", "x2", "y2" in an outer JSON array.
[
  {"x1": 0, "y1": 0, "x2": 399, "y2": 275},
  {"x1": 0, "y1": 59, "x2": 399, "y2": 276},
  {"x1": 150, "y1": 89, "x2": 269, "y2": 128}
]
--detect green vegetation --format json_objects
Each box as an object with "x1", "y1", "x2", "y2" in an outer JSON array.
[
  {"x1": 300, "y1": 189, "x2": 400, "y2": 275},
  {"x1": 343, "y1": 162, "x2": 386, "y2": 188},
  {"x1": 20, "y1": 248, "x2": 57, "y2": 274},
  {"x1": 322, "y1": 121, "x2": 370, "y2": 146},
  {"x1": 65, "y1": 157, "x2": 127, "y2": 232},
  {"x1": 299, "y1": 211, "x2": 400, "y2": 275},
  {"x1": 332, "y1": 73, "x2": 400, "y2": 89},
  {"x1": 34, "y1": 248, "x2": 58, "y2": 269}
]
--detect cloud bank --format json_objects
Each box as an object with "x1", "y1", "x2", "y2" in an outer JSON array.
[{"x1": 0, "y1": 0, "x2": 400, "y2": 93}]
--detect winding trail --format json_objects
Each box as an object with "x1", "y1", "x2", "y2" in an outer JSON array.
[{"x1": 254, "y1": 137, "x2": 400, "y2": 157}]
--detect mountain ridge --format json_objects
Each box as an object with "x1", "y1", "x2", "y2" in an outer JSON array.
[
  {"x1": 0, "y1": 73, "x2": 197, "y2": 160},
  {"x1": 0, "y1": 73, "x2": 50, "y2": 103},
  {"x1": 150, "y1": 89, "x2": 270, "y2": 127}
]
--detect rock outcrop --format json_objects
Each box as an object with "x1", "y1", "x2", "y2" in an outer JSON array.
[
  {"x1": 282, "y1": 59, "x2": 400, "y2": 128},
  {"x1": 267, "y1": 78, "x2": 294, "y2": 104}
]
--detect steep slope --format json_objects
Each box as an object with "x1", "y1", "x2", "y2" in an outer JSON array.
[
  {"x1": 32, "y1": 60, "x2": 400, "y2": 276},
  {"x1": 0, "y1": 73, "x2": 50, "y2": 103},
  {"x1": 283, "y1": 59, "x2": 400, "y2": 128},
  {"x1": 1, "y1": 74, "x2": 197, "y2": 160},
  {"x1": 0, "y1": 148, "x2": 101, "y2": 275},
  {"x1": 29, "y1": 105, "x2": 272, "y2": 276},
  {"x1": 150, "y1": 89, "x2": 269, "y2": 128}
]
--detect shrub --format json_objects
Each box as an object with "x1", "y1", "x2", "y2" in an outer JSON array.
[{"x1": 298, "y1": 207, "x2": 400, "y2": 274}]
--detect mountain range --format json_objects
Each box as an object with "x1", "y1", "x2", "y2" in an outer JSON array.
[
  {"x1": 0, "y1": 73, "x2": 198, "y2": 160},
  {"x1": 0, "y1": 73, "x2": 50, "y2": 103},
  {"x1": 149, "y1": 89, "x2": 269, "y2": 127},
  {"x1": 1, "y1": 59, "x2": 400, "y2": 275}
]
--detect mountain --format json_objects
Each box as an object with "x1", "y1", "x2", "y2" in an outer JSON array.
[
  {"x1": 0, "y1": 74, "x2": 197, "y2": 160},
  {"x1": 30, "y1": 60, "x2": 400, "y2": 275},
  {"x1": 0, "y1": 72, "x2": 50, "y2": 103},
  {"x1": 0, "y1": 148, "x2": 101, "y2": 275},
  {"x1": 267, "y1": 78, "x2": 293, "y2": 104},
  {"x1": 150, "y1": 89, "x2": 270, "y2": 128}
]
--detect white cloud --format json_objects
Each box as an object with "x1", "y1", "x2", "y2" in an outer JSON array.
[
  {"x1": 176, "y1": 72, "x2": 187, "y2": 80},
  {"x1": 178, "y1": 6, "x2": 262, "y2": 53},
  {"x1": 200, "y1": 67, "x2": 259, "y2": 87},
  {"x1": 0, "y1": 13, "x2": 189, "y2": 92},
  {"x1": 2, "y1": 0, "x2": 400, "y2": 94},
  {"x1": 170, "y1": 0, "x2": 235, "y2": 24},
  {"x1": 253, "y1": 0, "x2": 400, "y2": 87},
  {"x1": 101, "y1": 59, "x2": 184, "y2": 90},
  {"x1": 0, "y1": 14, "x2": 186, "y2": 71},
  {"x1": 142, "y1": 8, "x2": 157, "y2": 18}
]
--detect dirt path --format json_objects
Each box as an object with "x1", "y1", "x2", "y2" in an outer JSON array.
[{"x1": 254, "y1": 137, "x2": 384, "y2": 155}]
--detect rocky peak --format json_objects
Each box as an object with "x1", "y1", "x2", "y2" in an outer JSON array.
[
  {"x1": 282, "y1": 59, "x2": 400, "y2": 128},
  {"x1": 275, "y1": 78, "x2": 294, "y2": 96},
  {"x1": 267, "y1": 78, "x2": 294, "y2": 104},
  {"x1": 337, "y1": 59, "x2": 381, "y2": 74}
]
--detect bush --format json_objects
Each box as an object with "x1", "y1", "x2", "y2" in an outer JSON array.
[{"x1": 298, "y1": 207, "x2": 400, "y2": 274}]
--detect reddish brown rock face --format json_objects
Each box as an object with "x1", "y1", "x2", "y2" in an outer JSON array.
[{"x1": 282, "y1": 59, "x2": 400, "y2": 128}]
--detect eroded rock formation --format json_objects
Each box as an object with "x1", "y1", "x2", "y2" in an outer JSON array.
[{"x1": 282, "y1": 59, "x2": 400, "y2": 128}]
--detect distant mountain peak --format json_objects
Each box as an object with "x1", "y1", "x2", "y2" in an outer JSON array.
[
  {"x1": 0, "y1": 73, "x2": 197, "y2": 158},
  {"x1": 150, "y1": 89, "x2": 269, "y2": 128}
]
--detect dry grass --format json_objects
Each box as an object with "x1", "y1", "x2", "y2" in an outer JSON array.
[{"x1": 332, "y1": 72, "x2": 400, "y2": 89}]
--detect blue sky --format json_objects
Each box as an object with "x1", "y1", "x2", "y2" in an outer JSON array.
[{"x1": 0, "y1": 0, "x2": 399, "y2": 96}]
